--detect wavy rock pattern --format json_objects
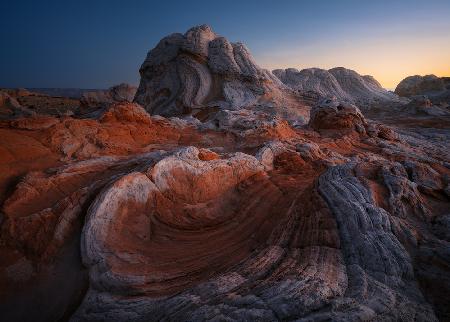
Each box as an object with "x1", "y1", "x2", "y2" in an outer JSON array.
[
  {"x1": 68, "y1": 148, "x2": 447, "y2": 321},
  {"x1": 317, "y1": 163, "x2": 437, "y2": 321},
  {"x1": 273, "y1": 67, "x2": 400, "y2": 107},
  {"x1": 134, "y1": 25, "x2": 287, "y2": 117}
]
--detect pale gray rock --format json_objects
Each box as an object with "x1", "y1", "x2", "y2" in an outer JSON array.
[
  {"x1": 273, "y1": 68, "x2": 352, "y2": 102},
  {"x1": 273, "y1": 67, "x2": 400, "y2": 108},
  {"x1": 317, "y1": 162, "x2": 438, "y2": 321},
  {"x1": 134, "y1": 25, "x2": 284, "y2": 117}
]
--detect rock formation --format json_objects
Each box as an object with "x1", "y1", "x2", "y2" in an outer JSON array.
[
  {"x1": 133, "y1": 25, "x2": 300, "y2": 118},
  {"x1": 309, "y1": 97, "x2": 367, "y2": 134},
  {"x1": 0, "y1": 90, "x2": 33, "y2": 118},
  {"x1": 0, "y1": 88, "x2": 80, "y2": 118},
  {"x1": 395, "y1": 74, "x2": 450, "y2": 97},
  {"x1": 80, "y1": 83, "x2": 137, "y2": 108},
  {"x1": 0, "y1": 85, "x2": 138, "y2": 120},
  {"x1": 395, "y1": 74, "x2": 450, "y2": 107},
  {"x1": 1, "y1": 25, "x2": 449, "y2": 322},
  {"x1": 273, "y1": 67, "x2": 401, "y2": 108}
]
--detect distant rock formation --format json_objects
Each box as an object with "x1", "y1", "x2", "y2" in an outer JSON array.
[
  {"x1": 395, "y1": 74, "x2": 450, "y2": 105},
  {"x1": 0, "y1": 90, "x2": 33, "y2": 118},
  {"x1": 26, "y1": 88, "x2": 95, "y2": 99},
  {"x1": 81, "y1": 83, "x2": 137, "y2": 108},
  {"x1": 273, "y1": 67, "x2": 400, "y2": 107},
  {"x1": 395, "y1": 74, "x2": 450, "y2": 97},
  {"x1": 134, "y1": 25, "x2": 287, "y2": 117},
  {"x1": 0, "y1": 85, "x2": 138, "y2": 120}
]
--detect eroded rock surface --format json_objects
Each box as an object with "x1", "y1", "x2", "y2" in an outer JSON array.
[
  {"x1": 133, "y1": 25, "x2": 304, "y2": 119},
  {"x1": 273, "y1": 67, "x2": 401, "y2": 108},
  {"x1": 395, "y1": 74, "x2": 450, "y2": 103},
  {"x1": 309, "y1": 98, "x2": 367, "y2": 134},
  {"x1": 80, "y1": 83, "x2": 137, "y2": 111}
]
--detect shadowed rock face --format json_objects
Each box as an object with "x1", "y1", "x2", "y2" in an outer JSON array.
[
  {"x1": 0, "y1": 90, "x2": 33, "y2": 118},
  {"x1": 80, "y1": 83, "x2": 137, "y2": 108},
  {"x1": 395, "y1": 74, "x2": 450, "y2": 107},
  {"x1": 0, "y1": 88, "x2": 80, "y2": 118},
  {"x1": 395, "y1": 75, "x2": 450, "y2": 97},
  {"x1": 1, "y1": 25, "x2": 450, "y2": 322}
]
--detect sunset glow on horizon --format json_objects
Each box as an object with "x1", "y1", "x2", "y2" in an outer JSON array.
[
  {"x1": 249, "y1": 3, "x2": 450, "y2": 89},
  {"x1": 255, "y1": 23, "x2": 450, "y2": 89},
  {"x1": 257, "y1": 47, "x2": 450, "y2": 90}
]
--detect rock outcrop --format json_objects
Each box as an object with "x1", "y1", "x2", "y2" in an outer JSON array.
[
  {"x1": 309, "y1": 98, "x2": 367, "y2": 134},
  {"x1": 0, "y1": 88, "x2": 81, "y2": 118},
  {"x1": 273, "y1": 67, "x2": 400, "y2": 108},
  {"x1": 399, "y1": 95, "x2": 450, "y2": 117},
  {"x1": 134, "y1": 25, "x2": 291, "y2": 117},
  {"x1": 0, "y1": 90, "x2": 33, "y2": 118},
  {"x1": 395, "y1": 74, "x2": 450, "y2": 106},
  {"x1": 395, "y1": 74, "x2": 450, "y2": 97},
  {"x1": 80, "y1": 83, "x2": 137, "y2": 111}
]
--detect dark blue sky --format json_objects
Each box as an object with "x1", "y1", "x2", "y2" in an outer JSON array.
[{"x1": 1, "y1": 0, "x2": 449, "y2": 88}]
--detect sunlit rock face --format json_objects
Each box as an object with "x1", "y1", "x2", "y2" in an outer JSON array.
[
  {"x1": 134, "y1": 25, "x2": 288, "y2": 117},
  {"x1": 1, "y1": 25, "x2": 450, "y2": 322},
  {"x1": 273, "y1": 67, "x2": 400, "y2": 108}
]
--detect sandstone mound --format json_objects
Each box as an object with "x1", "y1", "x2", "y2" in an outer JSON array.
[
  {"x1": 69, "y1": 148, "x2": 448, "y2": 321},
  {"x1": 80, "y1": 147, "x2": 266, "y2": 297},
  {"x1": 309, "y1": 98, "x2": 367, "y2": 134},
  {"x1": 273, "y1": 68, "x2": 352, "y2": 101},
  {"x1": 273, "y1": 67, "x2": 400, "y2": 108},
  {"x1": 134, "y1": 25, "x2": 289, "y2": 117},
  {"x1": 395, "y1": 74, "x2": 450, "y2": 106},
  {"x1": 395, "y1": 74, "x2": 450, "y2": 97}
]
